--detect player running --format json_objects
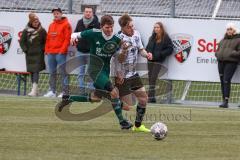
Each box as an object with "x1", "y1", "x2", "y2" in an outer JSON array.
[
  {"x1": 114, "y1": 14, "x2": 153, "y2": 132},
  {"x1": 56, "y1": 15, "x2": 132, "y2": 130}
]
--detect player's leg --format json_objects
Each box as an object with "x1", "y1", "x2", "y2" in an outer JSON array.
[
  {"x1": 105, "y1": 82, "x2": 132, "y2": 129},
  {"x1": 56, "y1": 69, "x2": 104, "y2": 112},
  {"x1": 57, "y1": 89, "x2": 105, "y2": 112},
  {"x1": 93, "y1": 72, "x2": 132, "y2": 129},
  {"x1": 132, "y1": 86, "x2": 150, "y2": 132},
  {"x1": 56, "y1": 71, "x2": 105, "y2": 112},
  {"x1": 115, "y1": 77, "x2": 133, "y2": 111},
  {"x1": 120, "y1": 94, "x2": 136, "y2": 111},
  {"x1": 127, "y1": 74, "x2": 150, "y2": 132},
  {"x1": 57, "y1": 71, "x2": 132, "y2": 129}
]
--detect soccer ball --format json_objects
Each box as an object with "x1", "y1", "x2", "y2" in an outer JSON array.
[{"x1": 150, "y1": 122, "x2": 168, "y2": 140}]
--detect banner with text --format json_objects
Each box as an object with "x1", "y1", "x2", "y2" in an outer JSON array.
[{"x1": 0, "y1": 12, "x2": 239, "y2": 82}]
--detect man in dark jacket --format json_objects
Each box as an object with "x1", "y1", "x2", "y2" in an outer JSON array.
[{"x1": 74, "y1": 6, "x2": 100, "y2": 94}]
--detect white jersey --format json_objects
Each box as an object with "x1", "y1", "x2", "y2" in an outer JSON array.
[{"x1": 115, "y1": 30, "x2": 144, "y2": 78}]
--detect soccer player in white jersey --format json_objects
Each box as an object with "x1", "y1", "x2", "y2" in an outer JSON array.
[{"x1": 115, "y1": 14, "x2": 153, "y2": 132}]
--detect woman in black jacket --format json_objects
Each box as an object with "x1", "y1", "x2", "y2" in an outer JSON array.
[{"x1": 146, "y1": 22, "x2": 173, "y2": 103}]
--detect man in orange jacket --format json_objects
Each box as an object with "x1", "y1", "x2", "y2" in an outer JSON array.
[{"x1": 44, "y1": 8, "x2": 72, "y2": 98}]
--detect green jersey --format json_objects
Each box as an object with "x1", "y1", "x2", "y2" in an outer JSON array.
[
  {"x1": 80, "y1": 29, "x2": 121, "y2": 89},
  {"x1": 80, "y1": 29, "x2": 121, "y2": 72}
]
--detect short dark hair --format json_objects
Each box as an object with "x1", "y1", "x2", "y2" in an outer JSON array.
[
  {"x1": 118, "y1": 14, "x2": 132, "y2": 28},
  {"x1": 52, "y1": 7, "x2": 62, "y2": 13},
  {"x1": 84, "y1": 5, "x2": 94, "y2": 11},
  {"x1": 100, "y1": 15, "x2": 114, "y2": 27}
]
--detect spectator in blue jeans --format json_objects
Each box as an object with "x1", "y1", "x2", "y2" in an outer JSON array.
[
  {"x1": 74, "y1": 5, "x2": 100, "y2": 94},
  {"x1": 44, "y1": 8, "x2": 72, "y2": 98}
]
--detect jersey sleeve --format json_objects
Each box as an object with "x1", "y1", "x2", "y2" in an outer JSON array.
[
  {"x1": 111, "y1": 34, "x2": 124, "y2": 76},
  {"x1": 80, "y1": 28, "x2": 99, "y2": 41},
  {"x1": 111, "y1": 52, "x2": 124, "y2": 77},
  {"x1": 115, "y1": 33, "x2": 122, "y2": 49},
  {"x1": 112, "y1": 33, "x2": 122, "y2": 56}
]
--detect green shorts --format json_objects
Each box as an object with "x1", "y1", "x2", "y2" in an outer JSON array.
[
  {"x1": 89, "y1": 69, "x2": 112, "y2": 99},
  {"x1": 93, "y1": 72, "x2": 110, "y2": 89}
]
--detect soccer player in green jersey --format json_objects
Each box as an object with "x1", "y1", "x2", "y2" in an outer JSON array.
[{"x1": 57, "y1": 15, "x2": 132, "y2": 130}]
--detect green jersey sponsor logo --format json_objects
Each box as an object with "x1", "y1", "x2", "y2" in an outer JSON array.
[{"x1": 102, "y1": 41, "x2": 118, "y2": 54}]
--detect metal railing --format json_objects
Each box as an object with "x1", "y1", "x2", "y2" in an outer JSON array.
[{"x1": 1, "y1": 0, "x2": 240, "y2": 20}]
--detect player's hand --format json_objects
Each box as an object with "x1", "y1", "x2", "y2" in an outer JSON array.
[
  {"x1": 147, "y1": 52, "x2": 153, "y2": 60},
  {"x1": 115, "y1": 71, "x2": 124, "y2": 84},
  {"x1": 71, "y1": 32, "x2": 79, "y2": 39},
  {"x1": 115, "y1": 77, "x2": 124, "y2": 85},
  {"x1": 110, "y1": 87, "x2": 119, "y2": 99},
  {"x1": 70, "y1": 38, "x2": 78, "y2": 46},
  {"x1": 121, "y1": 41, "x2": 131, "y2": 51},
  {"x1": 118, "y1": 53, "x2": 127, "y2": 63},
  {"x1": 70, "y1": 33, "x2": 79, "y2": 46}
]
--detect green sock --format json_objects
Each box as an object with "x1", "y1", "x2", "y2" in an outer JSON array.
[
  {"x1": 69, "y1": 93, "x2": 90, "y2": 102},
  {"x1": 111, "y1": 98, "x2": 124, "y2": 123}
]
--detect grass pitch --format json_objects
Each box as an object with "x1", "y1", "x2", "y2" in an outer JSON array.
[{"x1": 0, "y1": 96, "x2": 240, "y2": 160}]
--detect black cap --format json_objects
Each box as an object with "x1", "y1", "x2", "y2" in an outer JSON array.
[{"x1": 52, "y1": 7, "x2": 62, "y2": 13}]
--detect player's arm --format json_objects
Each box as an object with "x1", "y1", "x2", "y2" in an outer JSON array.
[
  {"x1": 71, "y1": 32, "x2": 81, "y2": 45},
  {"x1": 70, "y1": 29, "x2": 98, "y2": 45},
  {"x1": 70, "y1": 31, "x2": 84, "y2": 45},
  {"x1": 114, "y1": 54, "x2": 125, "y2": 84},
  {"x1": 111, "y1": 48, "x2": 125, "y2": 84},
  {"x1": 140, "y1": 48, "x2": 152, "y2": 60},
  {"x1": 136, "y1": 31, "x2": 152, "y2": 60}
]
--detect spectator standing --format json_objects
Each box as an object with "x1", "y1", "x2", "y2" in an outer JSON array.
[
  {"x1": 215, "y1": 22, "x2": 240, "y2": 108},
  {"x1": 146, "y1": 22, "x2": 173, "y2": 103},
  {"x1": 44, "y1": 8, "x2": 72, "y2": 98},
  {"x1": 74, "y1": 6, "x2": 100, "y2": 94},
  {"x1": 20, "y1": 12, "x2": 47, "y2": 96}
]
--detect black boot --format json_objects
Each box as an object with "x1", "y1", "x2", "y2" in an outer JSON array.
[
  {"x1": 120, "y1": 120, "x2": 133, "y2": 130},
  {"x1": 219, "y1": 99, "x2": 228, "y2": 108},
  {"x1": 56, "y1": 95, "x2": 73, "y2": 112}
]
